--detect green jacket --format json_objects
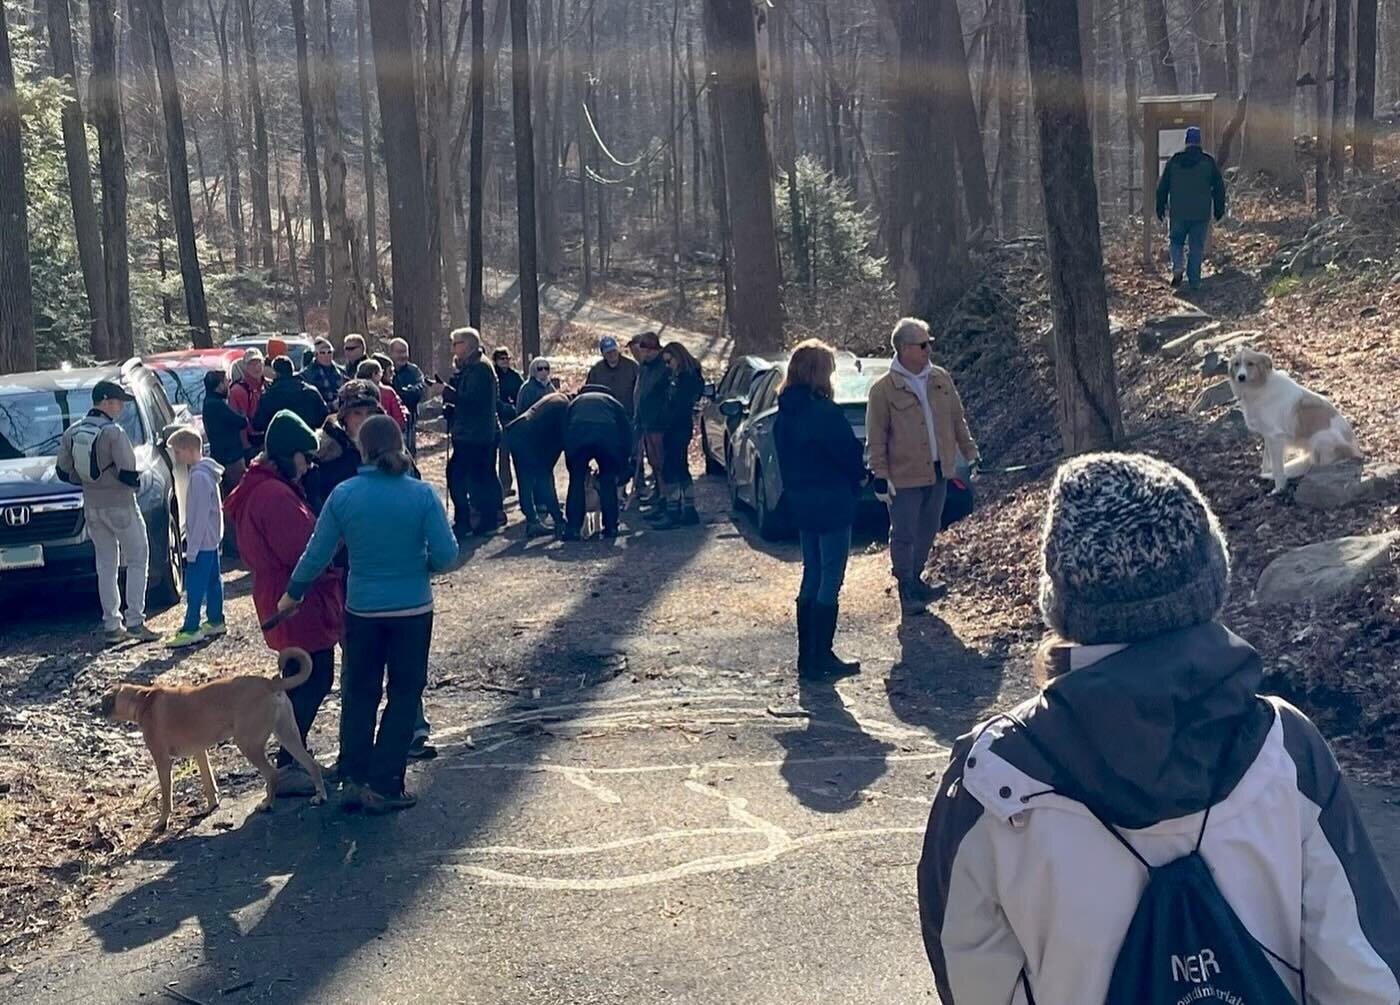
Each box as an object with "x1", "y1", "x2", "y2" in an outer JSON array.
[{"x1": 1156, "y1": 147, "x2": 1226, "y2": 224}]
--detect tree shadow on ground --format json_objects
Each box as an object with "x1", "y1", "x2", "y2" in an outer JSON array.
[
  {"x1": 777, "y1": 675, "x2": 893, "y2": 814},
  {"x1": 75, "y1": 506, "x2": 715, "y2": 1005},
  {"x1": 885, "y1": 613, "x2": 1007, "y2": 745}
]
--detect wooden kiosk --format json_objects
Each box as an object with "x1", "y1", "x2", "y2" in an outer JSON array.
[{"x1": 1139, "y1": 94, "x2": 1220, "y2": 266}]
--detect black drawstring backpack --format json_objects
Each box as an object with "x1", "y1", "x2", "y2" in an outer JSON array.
[{"x1": 1004, "y1": 714, "x2": 1306, "y2": 1005}]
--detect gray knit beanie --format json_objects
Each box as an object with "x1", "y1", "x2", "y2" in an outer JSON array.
[{"x1": 1038, "y1": 452, "x2": 1230, "y2": 645}]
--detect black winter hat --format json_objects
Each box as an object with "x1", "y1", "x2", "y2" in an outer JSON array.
[{"x1": 1038, "y1": 452, "x2": 1230, "y2": 645}]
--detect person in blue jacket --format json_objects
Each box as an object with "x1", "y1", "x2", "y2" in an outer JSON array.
[
  {"x1": 279, "y1": 415, "x2": 458, "y2": 814},
  {"x1": 774, "y1": 339, "x2": 867, "y2": 678}
]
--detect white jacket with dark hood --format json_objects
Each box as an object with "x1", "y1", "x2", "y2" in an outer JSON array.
[{"x1": 918, "y1": 623, "x2": 1400, "y2": 1005}]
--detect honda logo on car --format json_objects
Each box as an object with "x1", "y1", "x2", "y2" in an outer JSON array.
[{"x1": 3, "y1": 505, "x2": 31, "y2": 528}]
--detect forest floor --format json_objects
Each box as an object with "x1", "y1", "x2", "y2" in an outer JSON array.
[{"x1": 2, "y1": 173, "x2": 1400, "y2": 995}]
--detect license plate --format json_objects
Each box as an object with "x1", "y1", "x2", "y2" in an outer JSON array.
[{"x1": 0, "y1": 544, "x2": 44, "y2": 571}]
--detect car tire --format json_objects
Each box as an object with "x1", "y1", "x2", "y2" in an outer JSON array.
[
  {"x1": 754, "y1": 465, "x2": 788, "y2": 541},
  {"x1": 148, "y1": 494, "x2": 184, "y2": 609},
  {"x1": 702, "y1": 420, "x2": 724, "y2": 476}
]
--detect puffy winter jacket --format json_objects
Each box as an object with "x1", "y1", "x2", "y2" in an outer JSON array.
[
  {"x1": 634, "y1": 357, "x2": 670, "y2": 432},
  {"x1": 253, "y1": 373, "x2": 329, "y2": 433},
  {"x1": 223, "y1": 460, "x2": 344, "y2": 653},
  {"x1": 918, "y1": 623, "x2": 1400, "y2": 1005},
  {"x1": 564, "y1": 391, "x2": 632, "y2": 466},
  {"x1": 773, "y1": 385, "x2": 866, "y2": 533},
  {"x1": 201, "y1": 388, "x2": 249, "y2": 465},
  {"x1": 443, "y1": 353, "x2": 499, "y2": 445},
  {"x1": 1155, "y1": 146, "x2": 1227, "y2": 224}
]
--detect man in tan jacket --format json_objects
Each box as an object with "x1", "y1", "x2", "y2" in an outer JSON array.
[{"x1": 865, "y1": 318, "x2": 979, "y2": 616}]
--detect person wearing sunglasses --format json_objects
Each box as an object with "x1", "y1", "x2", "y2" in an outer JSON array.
[
  {"x1": 866, "y1": 317, "x2": 979, "y2": 618},
  {"x1": 305, "y1": 337, "x2": 348, "y2": 407},
  {"x1": 516, "y1": 356, "x2": 554, "y2": 415}
]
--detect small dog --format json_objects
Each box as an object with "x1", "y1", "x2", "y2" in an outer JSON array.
[
  {"x1": 1230, "y1": 348, "x2": 1362, "y2": 494},
  {"x1": 99, "y1": 648, "x2": 327, "y2": 831}
]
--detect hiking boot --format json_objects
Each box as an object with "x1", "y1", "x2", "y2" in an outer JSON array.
[
  {"x1": 913, "y1": 577, "x2": 948, "y2": 603},
  {"x1": 340, "y1": 782, "x2": 384, "y2": 813},
  {"x1": 1170, "y1": 272, "x2": 1183, "y2": 288},
  {"x1": 795, "y1": 599, "x2": 817, "y2": 676},
  {"x1": 651, "y1": 503, "x2": 683, "y2": 530},
  {"x1": 125, "y1": 623, "x2": 160, "y2": 643},
  {"x1": 200, "y1": 621, "x2": 227, "y2": 638},
  {"x1": 275, "y1": 765, "x2": 318, "y2": 798},
  {"x1": 811, "y1": 601, "x2": 860, "y2": 678},
  {"x1": 372, "y1": 789, "x2": 418, "y2": 813},
  {"x1": 104, "y1": 626, "x2": 127, "y2": 646},
  {"x1": 164, "y1": 628, "x2": 205, "y2": 649},
  {"x1": 898, "y1": 581, "x2": 928, "y2": 617},
  {"x1": 560, "y1": 527, "x2": 582, "y2": 541},
  {"x1": 407, "y1": 736, "x2": 438, "y2": 761},
  {"x1": 525, "y1": 521, "x2": 552, "y2": 540}
]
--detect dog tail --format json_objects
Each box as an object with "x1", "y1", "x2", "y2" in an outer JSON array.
[{"x1": 271, "y1": 647, "x2": 315, "y2": 691}]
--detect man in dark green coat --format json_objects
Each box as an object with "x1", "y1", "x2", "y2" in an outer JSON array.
[{"x1": 1155, "y1": 126, "x2": 1226, "y2": 291}]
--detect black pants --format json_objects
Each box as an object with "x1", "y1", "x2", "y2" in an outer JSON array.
[
  {"x1": 340, "y1": 612, "x2": 433, "y2": 796},
  {"x1": 276, "y1": 647, "x2": 335, "y2": 768},
  {"x1": 565, "y1": 445, "x2": 623, "y2": 534},
  {"x1": 513, "y1": 448, "x2": 563, "y2": 526},
  {"x1": 447, "y1": 439, "x2": 502, "y2": 534}
]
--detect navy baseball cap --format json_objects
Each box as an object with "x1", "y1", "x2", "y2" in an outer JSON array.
[
  {"x1": 91, "y1": 380, "x2": 134, "y2": 405},
  {"x1": 599, "y1": 336, "x2": 619, "y2": 353}
]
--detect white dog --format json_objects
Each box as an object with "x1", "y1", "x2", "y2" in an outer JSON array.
[{"x1": 1230, "y1": 348, "x2": 1361, "y2": 494}]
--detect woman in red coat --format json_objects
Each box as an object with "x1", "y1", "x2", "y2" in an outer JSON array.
[{"x1": 224, "y1": 410, "x2": 345, "y2": 794}]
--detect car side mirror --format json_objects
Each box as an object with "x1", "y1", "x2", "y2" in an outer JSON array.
[
  {"x1": 701, "y1": 381, "x2": 717, "y2": 400},
  {"x1": 718, "y1": 399, "x2": 745, "y2": 419}
]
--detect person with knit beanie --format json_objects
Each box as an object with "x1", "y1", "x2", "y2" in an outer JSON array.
[
  {"x1": 918, "y1": 453, "x2": 1400, "y2": 1004},
  {"x1": 223, "y1": 409, "x2": 344, "y2": 796}
]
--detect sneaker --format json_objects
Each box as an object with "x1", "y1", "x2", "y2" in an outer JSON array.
[
  {"x1": 1170, "y1": 272, "x2": 1183, "y2": 288},
  {"x1": 200, "y1": 621, "x2": 227, "y2": 638},
  {"x1": 164, "y1": 628, "x2": 205, "y2": 649},
  {"x1": 104, "y1": 626, "x2": 127, "y2": 646},
  {"x1": 913, "y1": 578, "x2": 948, "y2": 602},
  {"x1": 125, "y1": 623, "x2": 160, "y2": 643},
  {"x1": 560, "y1": 527, "x2": 581, "y2": 541},
  {"x1": 340, "y1": 781, "x2": 383, "y2": 813},
  {"x1": 275, "y1": 764, "x2": 318, "y2": 798},
  {"x1": 525, "y1": 521, "x2": 552, "y2": 540},
  {"x1": 898, "y1": 583, "x2": 928, "y2": 618},
  {"x1": 372, "y1": 788, "x2": 418, "y2": 812},
  {"x1": 407, "y1": 736, "x2": 438, "y2": 761}
]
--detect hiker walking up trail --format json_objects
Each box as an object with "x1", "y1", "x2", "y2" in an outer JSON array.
[
  {"x1": 56, "y1": 381, "x2": 158, "y2": 645},
  {"x1": 224, "y1": 410, "x2": 344, "y2": 797},
  {"x1": 774, "y1": 340, "x2": 865, "y2": 679},
  {"x1": 163, "y1": 428, "x2": 225, "y2": 650},
  {"x1": 866, "y1": 317, "x2": 978, "y2": 618},
  {"x1": 1156, "y1": 125, "x2": 1226, "y2": 292},
  {"x1": 918, "y1": 453, "x2": 1400, "y2": 1005},
  {"x1": 648, "y1": 341, "x2": 703, "y2": 529},
  {"x1": 279, "y1": 416, "x2": 458, "y2": 814}
]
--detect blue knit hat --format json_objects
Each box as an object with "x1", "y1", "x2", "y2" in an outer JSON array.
[{"x1": 1185, "y1": 126, "x2": 1202, "y2": 146}]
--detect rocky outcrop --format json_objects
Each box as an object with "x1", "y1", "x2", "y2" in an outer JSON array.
[
  {"x1": 1255, "y1": 532, "x2": 1399, "y2": 607},
  {"x1": 1295, "y1": 461, "x2": 1400, "y2": 510}
]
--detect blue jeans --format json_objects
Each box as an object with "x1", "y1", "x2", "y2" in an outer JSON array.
[
  {"x1": 1169, "y1": 218, "x2": 1209, "y2": 285},
  {"x1": 798, "y1": 526, "x2": 852, "y2": 606},
  {"x1": 181, "y1": 550, "x2": 224, "y2": 633}
]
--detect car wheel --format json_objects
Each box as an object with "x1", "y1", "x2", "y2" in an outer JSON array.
[
  {"x1": 148, "y1": 494, "x2": 184, "y2": 609},
  {"x1": 702, "y1": 420, "x2": 724, "y2": 476},
  {"x1": 754, "y1": 465, "x2": 787, "y2": 541}
]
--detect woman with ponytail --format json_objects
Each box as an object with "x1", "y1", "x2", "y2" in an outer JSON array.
[{"x1": 280, "y1": 415, "x2": 458, "y2": 814}]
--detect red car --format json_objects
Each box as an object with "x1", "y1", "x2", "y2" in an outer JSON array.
[{"x1": 145, "y1": 348, "x2": 246, "y2": 437}]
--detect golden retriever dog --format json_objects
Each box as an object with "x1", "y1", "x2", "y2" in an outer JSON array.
[
  {"x1": 99, "y1": 648, "x2": 327, "y2": 831},
  {"x1": 1229, "y1": 348, "x2": 1362, "y2": 494}
]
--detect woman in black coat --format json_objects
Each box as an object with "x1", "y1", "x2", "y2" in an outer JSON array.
[
  {"x1": 773, "y1": 339, "x2": 866, "y2": 678},
  {"x1": 650, "y1": 341, "x2": 705, "y2": 529}
]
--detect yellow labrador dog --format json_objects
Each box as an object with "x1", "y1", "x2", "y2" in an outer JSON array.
[
  {"x1": 1230, "y1": 348, "x2": 1362, "y2": 494},
  {"x1": 99, "y1": 648, "x2": 327, "y2": 831}
]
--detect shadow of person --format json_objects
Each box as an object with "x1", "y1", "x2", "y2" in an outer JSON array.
[
  {"x1": 777, "y1": 675, "x2": 893, "y2": 814},
  {"x1": 885, "y1": 613, "x2": 1008, "y2": 745}
]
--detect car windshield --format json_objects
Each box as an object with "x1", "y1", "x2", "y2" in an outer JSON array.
[
  {"x1": 156, "y1": 368, "x2": 211, "y2": 413},
  {"x1": 0, "y1": 388, "x2": 145, "y2": 460},
  {"x1": 833, "y1": 362, "x2": 891, "y2": 403}
]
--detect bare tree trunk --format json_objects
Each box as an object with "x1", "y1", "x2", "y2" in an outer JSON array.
[
  {"x1": 1121, "y1": 0, "x2": 1139, "y2": 215},
  {"x1": 291, "y1": 0, "x2": 327, "y2": 299},
  {"x1": 308, "y1": 0, "x2": 366, "y2": 339},
  {"x1": 686, "y1": 20, "x2": 703, "y2": 234},
  {"x1": 1353, "y1": 0, "x2": 1375, "y2": 170},
  {"x1": 1331, "y1": 0, "x2": 1351, "y2": 180},
  {"x1": 145, "y1": 0, "x2": 210, "y2": 345},
  {"x1": 1193, "y1": 1, "x2": 1228, "y2": 95},
  {"x1": 529, "y1": 0, "x2": 560, "y2": 282},
  {"x1": 941, "y1": 0, "x2": 993, "y2": 232},
  {"x1": 578, "y1": 66, "x2": 592, "y2": 296},
  {"x1": 355, "y1": 0, "x2": 377, "y2": 293},
  {"x1": 426, "y1": 0, "x2": 466, "y2": 328},
  {"x1": 1316, "y1": 0, "x2": 1331, "y2": 214},
  {"x1": 238, "y1": 0, "x2": 273, "y2": 267},
  {"x1": 889, "y1": 0, "x2": 962, "y2": 323},
  {"x1": 210, "y1": 0, "x2": 246, "y2": 270},
  {"x1": 705, "y1": 0, "x2": 784, "y2": 353},
  {"x1": 1223, "y1": 0, "x2": 1241, "y2": 97},
  {"x1": 0, "y1": 1, "x2": 34, "y2": 372},
  {"x1": 45, "y1": 0, "x2": 108, "y2": 358},
  {"x1": 668, "y1": 0, "x2": 684, "y2": 312},
  {"x1": 996, "y1": 0, "x2": 1020, "y2": 235},
  {"x1": 508, "y1": 0, "x2": 541, "y2": 358},
  {"x1": 1241, "y1": 0, "x2": 1305, "y2": 190},
  {"x1": 1143, "y1": 0, "x2": 1179, "y2": 92},
  {"x1": 467, "y1": 0, "x2": 484, "y2": 326},
  {"x1": 816, "y1": 0, "x2": 844, "y2": 179},
  {"x1": 281, "y1": 194, "x2": 307, "y2": 329},
  {"x1": 1025, "y1": 0, "x2": 1123, "y2": 453},
  {"x1": 368, "y1": 0, "x2": 439, "y2": 361},
  {"x1": 774, "y1": 0, "x2": 807, "y2": 284},
  {"x1": 89, "y1": 0, "x2": 133, "y2": 357}
]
